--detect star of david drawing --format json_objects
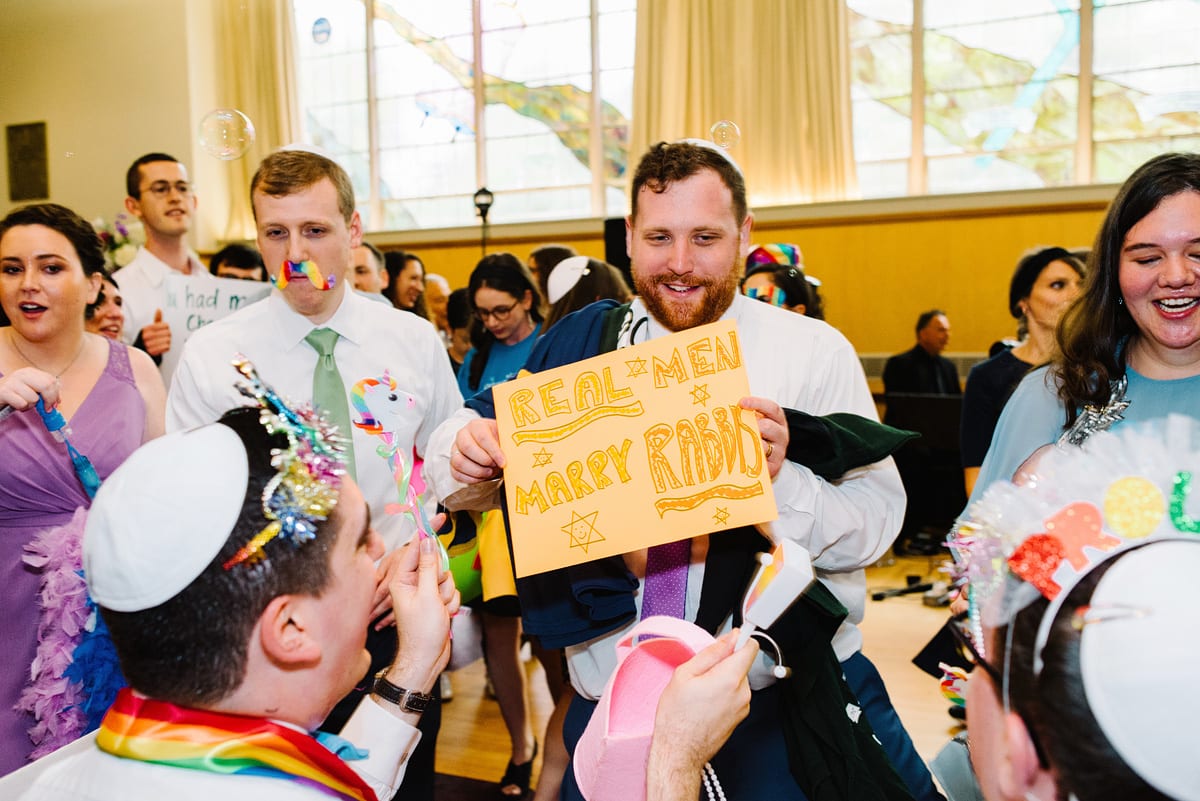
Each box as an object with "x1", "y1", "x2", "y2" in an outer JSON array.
[
  {"x1": 713, "y1": 507, "x2": 731, "y2": 526},
  {"x1": 626, "y1": 357, "x2": 648, "y2": 378},
  {"x1": 562, "y1": 511, "x2": 605, "y2": 552},
  {"x1": 690, "y1": 383, "x2": 711, "y2": 407},
  {"x1": 532, "y1": 447, "x2": 552, "y2": 467}
]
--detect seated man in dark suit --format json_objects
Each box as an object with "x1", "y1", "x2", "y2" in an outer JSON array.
[
  {"x1": 882, "y1": 309, "x2": 960, "y2": 402},
  {"x1": 882, "y1": 310, "x2": 962, "y2": 554}
]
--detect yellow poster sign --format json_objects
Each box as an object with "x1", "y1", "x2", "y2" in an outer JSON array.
[{"x1": 493, "y1": 319, "x2": 778, "y2": 577}]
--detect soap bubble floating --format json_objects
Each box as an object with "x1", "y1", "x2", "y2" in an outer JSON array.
[
  {"x1": 199, "y1": 109, "x2": 256, "y2": 161},
  {"x1": 312, "y1": 17, "x2": 331, "y2": 44},
  {"x1": 709, "y1": 120, "x2": 741, "y2": 149}
]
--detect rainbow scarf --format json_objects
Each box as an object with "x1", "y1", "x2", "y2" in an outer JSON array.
[{"x1": 96, "y1": 689, "x2": 377, "y2": 801}]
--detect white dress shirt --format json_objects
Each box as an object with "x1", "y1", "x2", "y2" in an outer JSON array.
[
  {"x1": 113, "y1": 247, "x2": 212, "y2": 384},
  {"x1": 167, "y1": 286, "x2": 464, "y2": 550},
  {"x1": 425, "y1": 294, "x2": 905, "y2": 696}
]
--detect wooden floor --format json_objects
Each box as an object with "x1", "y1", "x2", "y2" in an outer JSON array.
[{"x1": 435, "y1": 554, "x2": 959, "y2": 787}]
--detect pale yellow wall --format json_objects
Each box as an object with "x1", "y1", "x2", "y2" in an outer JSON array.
[
  {"x1": 753, "y1": 204, "x2": 1108, "y2": 354},
  {"x1": 0, "y1": 0, "x2": 225, "y2": 249},
  {"x1": 388, "y1": 200, "x2": 1109, "y2": 357}
]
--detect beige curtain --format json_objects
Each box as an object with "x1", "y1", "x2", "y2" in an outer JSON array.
[
  {"x1": 215, "y1": 0, "x2": 300, "y2": 240},
  {"x1": 630, "y1": 0, "x2": 858, "y2": 207}
]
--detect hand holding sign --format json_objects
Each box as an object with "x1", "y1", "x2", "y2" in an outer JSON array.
[
  {"x1": 141, "y1": 309, "x2": 171, "y2": 356},
  {"x1": 738, "y1": 396, "x2": 789, "y2": 479},
  {"x1": 493, "y1": 320, "x2": 777, "y2": 577},
  {"x1": 451, "y1": 417, "x2": 507, "y2": 483}
]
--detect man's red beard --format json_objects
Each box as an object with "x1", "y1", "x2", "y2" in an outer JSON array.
[{"x1": 632, "y1": 267, "x2": 741, "y2": 331}]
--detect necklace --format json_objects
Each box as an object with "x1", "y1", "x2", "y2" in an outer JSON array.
[{"x1": 7, "y1": 330, "x2": 88, "y2": 379}]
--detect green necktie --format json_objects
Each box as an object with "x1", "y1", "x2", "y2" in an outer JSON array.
[{"x1": 304, "y1": 327, "x2": 356, "y2": 480}]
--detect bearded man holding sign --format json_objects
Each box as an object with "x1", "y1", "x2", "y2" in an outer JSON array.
[{"x1": 425, "y1": 141, "x2": 939, "y2": 801}]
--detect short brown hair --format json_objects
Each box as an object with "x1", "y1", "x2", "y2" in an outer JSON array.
[
  {"x1": 250, "y1": 150, "x2": 356, "y2": 223},
  {"x1": 630, "y1": 141, "x2": 747, "y2": 225},
  {"x1": 101, "y1": 408, "x2": 336, "y2": 706},
  {"x1": 126, "y1": 152, "x2": 180, "y2": 199}
]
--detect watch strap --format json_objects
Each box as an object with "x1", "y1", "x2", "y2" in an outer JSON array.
[{"x1": 372, "y1": 671, "x2": 435, "y2": 713}]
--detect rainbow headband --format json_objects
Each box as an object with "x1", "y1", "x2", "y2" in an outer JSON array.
[
  {"x1": 272, "y1": 260, "x2": 336, "y2": 290},
  {"x1": 97, "y1": 688, "x2": 376, "y2": 801},
  {"x1": 225, "y1": 356, "x2": 347, "y2": 570}
]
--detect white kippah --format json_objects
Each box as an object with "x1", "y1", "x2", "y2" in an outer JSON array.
[
  {"x1": 676, "y1": 137, "x2": 744, "y2": 177},
  {"x1": 277, "y1": 143, "x2": 341, "y2": 163},
  {"x1": 1080, "y1": 540, "x2": 1200, "y2": 801},
  {"x1": 954, "y1": 415, "x2": 1200, "y2": 801},
  {"x1": 84, "y1": 424, "x2": 249, "y2": 612},
  {"x1": 547, "y1": 255, "x2": 592, "y2": 305}
]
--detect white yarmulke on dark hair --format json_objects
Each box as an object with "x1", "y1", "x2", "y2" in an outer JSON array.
[
  {"x1": 547, "y1": 255, "x2": 592, "y2": 304},
  {"x1": 676, "y1": 137, "x2": 744, "y2": 177},
  {"x1": 952, "y1": 414, "x2": 1200, "y2": 801},
  {"x1": 83, "y1": 425, "x2": 249, "y2": 612},
  {"x1": 1080, "y1": 540, "x2": 1200, "y2": 801}
]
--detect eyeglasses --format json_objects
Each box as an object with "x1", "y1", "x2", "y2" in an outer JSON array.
[
  {"x1": 475, "y1": 302, "x2": 517, "y2": 322},
  {"x1": 140, "y1": 181, "x2": 193, "y2": 199},
  {"x1": 948, "y1": 611, "x2": 1003, "y2": 687}
]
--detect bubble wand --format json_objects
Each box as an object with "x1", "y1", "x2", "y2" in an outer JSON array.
[{"x1": 36, "y1": 398, "x2": 101, "y2": 498}]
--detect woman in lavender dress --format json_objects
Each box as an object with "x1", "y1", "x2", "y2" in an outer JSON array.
[{"x1": 0, "y1": 204, "x2": 165, "y2": 775}]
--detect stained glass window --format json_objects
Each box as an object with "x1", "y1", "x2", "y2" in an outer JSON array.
[
  {"x1": 292, "y1": 0, "x2": 635, "y2": 230},
  {"x1": 849, "y1": 0, "x2": 1200, "y2": 197}
]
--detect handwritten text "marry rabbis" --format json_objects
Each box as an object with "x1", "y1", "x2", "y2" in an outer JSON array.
[{"x1": 493, "y1": 320, "x2": 776, "y2": 577}]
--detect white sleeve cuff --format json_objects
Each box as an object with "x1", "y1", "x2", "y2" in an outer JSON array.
[{"x1": 340, "y1": 696, "x2": 423, "y2": 798}]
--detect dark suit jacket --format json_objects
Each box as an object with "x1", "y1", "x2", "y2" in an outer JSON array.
[{"x1": 882, "y1": 345, "x2": 961, "y2": 396}]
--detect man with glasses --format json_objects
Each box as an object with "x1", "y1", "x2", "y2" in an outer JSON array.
[{"x1": 115, "y1": 152, "x2": 213, "y2": 381}]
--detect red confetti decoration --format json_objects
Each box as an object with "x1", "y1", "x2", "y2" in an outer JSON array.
[{"x1": 1008, "y1": 534, "x2": 1065, "y2": 599}]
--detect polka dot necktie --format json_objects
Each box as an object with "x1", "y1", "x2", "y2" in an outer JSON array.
[{"x1": 640, "y1": 539, "x2": 690, "y2": 620}]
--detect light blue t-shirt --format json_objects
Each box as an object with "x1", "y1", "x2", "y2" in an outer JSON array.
[
  {"x1": 969, "y1": 364, "x2": 1200, "y2": 506},
  {"x1": 456, "y1": 323, "x2": 542, "y2": 399}
]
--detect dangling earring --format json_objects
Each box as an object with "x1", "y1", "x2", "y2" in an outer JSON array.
[{"x1": 1117, "y1": 296, "x2": 1124, "y2": 306}]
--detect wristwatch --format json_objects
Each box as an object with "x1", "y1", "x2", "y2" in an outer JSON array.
[{"x1": 372, "y1": 670, "x2": 436, "y2": 713}]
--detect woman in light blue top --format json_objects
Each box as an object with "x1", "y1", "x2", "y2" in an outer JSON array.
[
  {"x1": 455, "y1": 251, "x2": 544, "y2": 798},
  {"x1": 457, "y1": 252, "x2": 543, "y2": 398},
  {"x1": 971, "y1": 152, "x2": 1200, "y2": 504}
]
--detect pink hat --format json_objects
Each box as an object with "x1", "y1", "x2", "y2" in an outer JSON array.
[{"x1": 573, "y1": 616, "x2": 716, "y2": 801}]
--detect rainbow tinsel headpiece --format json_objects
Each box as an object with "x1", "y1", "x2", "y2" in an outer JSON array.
[{"x1": 224, "y1": 355, "x2": 348, "y2": 569}]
